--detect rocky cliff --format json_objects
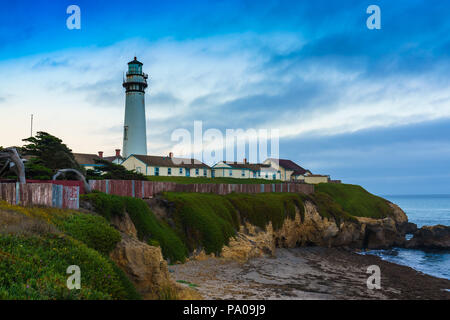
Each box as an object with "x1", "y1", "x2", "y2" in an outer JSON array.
[
  {"x1": 188, "y1": 200, "x2": 410, "y2": 262},
  {"x1": 109, "y1": 212, "x2": 201, "y2": 299}
]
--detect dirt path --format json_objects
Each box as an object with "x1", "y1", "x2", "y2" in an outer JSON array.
[{"x1": 170, "y1": 248, "x2": 450, "y2": 300}]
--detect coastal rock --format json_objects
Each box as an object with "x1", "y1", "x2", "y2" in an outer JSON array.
[
  {"x1": 245, "y1": 201, "x2": 408, "y2": 252},
  {"x1": 110, "y1": 232, "x2": 203, "y2": 299},
  {"x1": 111, "y1": 212, "x2": 138, "y2": 238},
  {"x1": 110, "y1": 233, "x2": 173, "y2": 299},
  {"x1": 357, "y1": 217, "x2": 406, "y2": 249},
  {"x1": 388, "y1": 202, "x2": 408, "y2": 224},
  {"x1": 397, "y1": 221, "x2": 418, "y2": 235},
  {"x1": 220, "y1": 225, "x2": 275, "y2": 261},
  {"x1": 405, "y1": 225, "x2": 450, "y2": 250},
  {"x1": 273, "y1": 201, "x2": 344, "y2": 247}
]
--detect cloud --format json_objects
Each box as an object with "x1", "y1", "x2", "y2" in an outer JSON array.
[
  {"x1": 1, "y1": 2, "x2": 450, "y2": 194},
  {"x1": 1, "y1": 33, "x2": 450, "y2": 153}
]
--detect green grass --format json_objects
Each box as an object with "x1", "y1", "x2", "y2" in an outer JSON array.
[
  {"x1": 81, "y1": 183, "x2": 396, "y2": 265},
  {"x1": 145, "y1": 176, "x2": 284, "y2": 184},
  {"x1": 0, "y1": 202, "x2": 140, "y2": 300},
  {"x1": 225, "y1": 193, "x2": 304, "y2": 230},
  {"x1": 54, "y1": 214, "x2": 121, "y2": 255},
  {"x1": 314, "y1": 183, "x2": 395, "y2": 219},
  {"x1": 81, "y1": 191, "x2": 125, "y2": 220},
  {"x1": 176, "y1": 280, "x2": 199, "y2": 288},
  {"x1": 303, "y1": 192, "x2": 358, "y2": 225},
  {"x1": 162, "y1": 193, "x2": 239, "y2": 255},
  {"x1": 160, "y1": 192, "x2": 306, "y2": 256},
  {"x1": 0, "y1": 234, "x2": 137, "y2": 300}
]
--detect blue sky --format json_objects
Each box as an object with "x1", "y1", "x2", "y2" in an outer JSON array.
[{"x1": 0, "y1": 0, "x2": 450, "y2": 195}]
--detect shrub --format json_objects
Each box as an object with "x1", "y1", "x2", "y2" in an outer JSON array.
[
  {"x1": 55, "y1": 214, "x2": 121, "y2": 255},
  {"x1": 81, "y1": 192, "x2": 125, "y2": 220},
  {"x1": 0, "y1": 234, "x2": 134, "y2": 300},
  {"x1": 0, "y1": 209, "x2": 59, "y2": 237}
]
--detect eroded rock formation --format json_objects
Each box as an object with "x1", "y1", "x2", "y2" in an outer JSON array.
[
  {"x1": 109, "y1": 212, "x2": 201, "y2": 299},
  {"x1": 215, "y1": 200, "x2": 410, "y2": 261},
  {"x1": 405, "y1": 225, "x2": 450, "y2": 250}
]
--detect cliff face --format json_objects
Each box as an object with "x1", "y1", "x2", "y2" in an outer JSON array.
[
  {"x1": 101, "y1": 189, "x2": 411, "y2": 298},
  {"x1": 109, "y1": 212, "x2": 201, "y2": 299},
  {"x1": 216, "y1": 200, "x2": 409, "y2": 261}
]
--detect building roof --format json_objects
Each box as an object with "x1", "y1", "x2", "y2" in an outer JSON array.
[
  {"x1": 103, "y1": 155, "x2": 124, "y2": 163},
  {"x1": 222, "y1": 161, "x2": 271, "y2": 172},
  {"x1": 73, "y1": 153, "x2": 102, "y2": 165},
  {"x1": 268, "y1": 158, "x2": 310, "y2": 176},
  {"x1": 306, "y1": 174, "x2": 329, "y2": 178},
  {"x1": 128, "y1": 57, "x2": 143, "y2": 65},
  {"x1": 132, "y1": 154, "x2": 210, "y2": 169}
]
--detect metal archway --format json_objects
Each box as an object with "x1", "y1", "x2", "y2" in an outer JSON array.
[{"x1": 53, "y1": 168, "x2": 91, "y2": 193}]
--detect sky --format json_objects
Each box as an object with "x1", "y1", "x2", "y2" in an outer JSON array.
[{"x1": 0, "y1": 0, "x2": 450, "y2": 195}]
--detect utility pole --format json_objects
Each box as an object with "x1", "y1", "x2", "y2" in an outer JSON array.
[{"x1": 30, "y1": 114, "x2": 33, "y2": 137}]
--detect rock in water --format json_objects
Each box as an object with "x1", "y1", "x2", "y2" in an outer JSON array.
[{"x1": 406, "y1": 225, "x2": 450, "y2": 250}]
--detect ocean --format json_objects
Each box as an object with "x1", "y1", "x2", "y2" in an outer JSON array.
[{"x1": 362, "y1": 195, "x2": 450, "y2": 280}]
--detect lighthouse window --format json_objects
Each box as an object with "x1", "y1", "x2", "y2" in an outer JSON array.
[
  {"x1": 124, "y1": 126, "x2": 128, "y2": 140},
  {"x1": 168, "y1": 168, "x2": 172, "y2": 175}
]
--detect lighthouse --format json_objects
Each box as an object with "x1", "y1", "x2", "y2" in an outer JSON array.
[{"x1": 122, "y1": 57, "x2": 148, "y2": 158}]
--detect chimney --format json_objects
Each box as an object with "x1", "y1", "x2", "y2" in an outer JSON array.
[
  {"x1": 115, "y1": 149, "x2": 121, "y2": 157},
  {"x1": 243, "y1": 158, "x2": 247, "y2": 164},
  {"x1": 169, "y1": 152, "x2": 173, "y2": 158},
  {"x1": 98, "y1": 151, "x2": 103, "y2": 158}
]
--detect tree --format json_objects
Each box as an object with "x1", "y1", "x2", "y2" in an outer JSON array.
[
  {"x1": 87, "y1": 159, "x2": 147, "y2": 180},
  {"x1": 21, "y1": 132, "x2": 83, "y2": 173},
  {"x1": 23, "y1": 158, "x2": 53, "y2": 180},
  {"x1": 0, "y1": 147, "x2": 26, "y2": 183}
]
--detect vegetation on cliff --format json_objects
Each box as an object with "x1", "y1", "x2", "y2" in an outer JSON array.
[
  {"x1": 162, "y1": 193, "x2": 239, "y2": 255},
  {"x1": 0, "y1": 201, "x2": 140, "y2": 300},
  {"x1": 314, "y1": 183, "x2": 395, "y2": 219},
  {"x1": 81, "y1": 192, "x2": 188, "y2": 263},
  {"x1": 81, "y1": 184, "x2": 395, "y2": 262},
  {"x1": 0, "y1": 182, "x2": 399, "y2": 299}
]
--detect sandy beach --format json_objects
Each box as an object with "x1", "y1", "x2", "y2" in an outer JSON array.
[{"x1": 171, "y1": 248, "x2": 450, "y2": 300}]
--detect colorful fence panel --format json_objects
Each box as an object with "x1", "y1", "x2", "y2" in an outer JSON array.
[{"x1": 0, "y1": 183, "x2": 79, "y2": 209}]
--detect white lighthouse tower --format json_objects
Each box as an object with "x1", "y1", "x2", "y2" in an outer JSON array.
[{"x1": 122, "y1": 57, "x2": 148, "y2": 158}]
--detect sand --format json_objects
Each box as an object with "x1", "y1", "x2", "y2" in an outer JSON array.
[{"x1": 170, "y1": 247, "x2": 450, "y2": 300}]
